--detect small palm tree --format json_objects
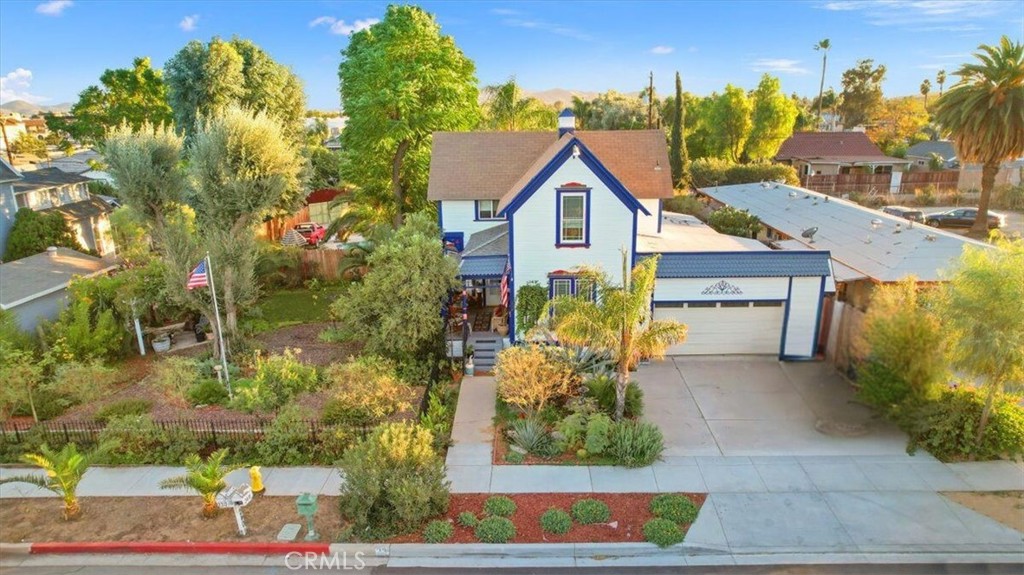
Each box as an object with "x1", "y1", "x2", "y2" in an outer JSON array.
[
  {"x1": 159, "y1": 449, "x2": 244, "y2": 518},
  {"x1": 483, "y1": 77, "x2": 556, "y2": 131},
  {"x1": 934, "y1": 36, "x2": 1024, "y2": 236},
  {"x1": 0, "y1": 442, "x2": 116, "y2": 520},
  {"x1": 545, "y1": 252, "x2": 688, "y2": 421},
  {"x1": 814, "y1": 39, "x2": 831, "y2": 123},
  {"x1": 920, "y1": 79, "x2": 932, "y2": 109},
  {"x1": 936, "y1": 69, "x2": 947, "y2": 97}
]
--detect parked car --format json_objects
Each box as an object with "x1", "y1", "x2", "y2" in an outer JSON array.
[
  {"x1": 881, "y1": 206, "x2": 924, "y2": 222},
  {"x1": 923, "y1": 208, "x2": 1005, "y2": 229},
  {"x1": 293, "y1": 222, "x2": 327, "y2": 246}
]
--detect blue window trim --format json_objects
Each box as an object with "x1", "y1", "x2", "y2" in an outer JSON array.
[
  {"x1": 437, "y1": 201, "x2": 443, "y2": 231},
  {"x1": 548, "y1": 276, "x2": 575, "y2": 298},
  {"x1": 474, "y1": 199, "x2": 505, "y2": 221},
  {"x1": 508, "y1": 212, "x2": 516, "y2": 343},
  {"x1": 555, "y1": 187, "x2": 591, "y2": 247}
]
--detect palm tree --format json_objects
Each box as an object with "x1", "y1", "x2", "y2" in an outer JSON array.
[
  {"x1": 571, "y1": 95, "x2": 593, "y2": 130},
  {"x1": 934, "y1": 36, "x2": 1024, "y2": 237},
  {"x1": 482, "y1": 77, "x2": 556, "y2": 131},
  {"x1": 0, "y1": 442, "x2": 116, "y2": 520},
  {"x1": 159, "y1": 449, "x2": 244, "y2": 517},
  {"x1": 545, "y1": 252, "x2": 688, "y2": 421},
  {"x1": 936, "y1": 69, "x2": 947, "y2": 96},
  {"x1": 814, "y1": 39, "x2": 832, "y2": 125},
  {"x1": 920, "y1": 79, "x2": 932, "y2": 109}
]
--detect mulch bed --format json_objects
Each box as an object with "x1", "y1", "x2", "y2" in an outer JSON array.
[
  {"x1": 389, "y1": 492, "x2": 705, "y2": 544},
  {"x1": 492, "y1": 422, "x2": 607, "y2": 466},
  {"x1": 255, "y1": 323, "x2": 362, "y2": 367}
]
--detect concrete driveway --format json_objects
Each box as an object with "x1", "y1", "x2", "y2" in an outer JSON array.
[{"x1": 640, "y1": 357, "x2": 908, "y2": 456}]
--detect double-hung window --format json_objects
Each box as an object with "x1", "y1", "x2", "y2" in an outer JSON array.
[
  {"x1": 475, "y1": 199, "x2": 503, "y2": 220},
  {"x1": 558, "y1": 189, "x2": 588, "y2": 246},
  {"x1": 551, "y1": 278, "x2": 573, "y2": 298}
]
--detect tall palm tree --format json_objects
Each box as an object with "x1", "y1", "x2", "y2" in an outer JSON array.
[
  {"x1": 814, "y1": 39, "x2": 832, "y2": 125},
  {"x1": 571, "y1": 95, "x2": 593, "y2": 130},
  {"x1": 936, "y1": 69, "x2": 947, "y2": 96},
  {"x1": 482, "y1": 77, "x2": 556, "y2": 131},
  {"x1": 545, "y1": 252, "x2": 688, "y2": 421},
  {"x1": 0, "y1": 442, "x2": 116, "y2": 520},
  {"x1": 160, "y1": 448, "x2": 244, "y2": 517},
  {"x1": 934, "y1": 36, "x2": 1024, "y2": 237},
  {"x1": 920, "y1": 79, "x2": 932, "y2": 109}
]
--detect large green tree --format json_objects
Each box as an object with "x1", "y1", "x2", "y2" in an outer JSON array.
[
  {"x1": 709, "y1": 85, "x2": 752, "y2": 162},
  {"x1": 934, "y1": 36, "x2": 1024, "y2": 236},
  {"x1": 44, "y1": 57, "x2": 173, "y2": 145},
  {"x1": 745, "y1": 74, "x2": 799, "y2": 161},
  {"x1": 584, "y1": 90, "x2": 650, "y2": 130},
  {"x1": 668, "y1": 72, "x2": 689, "y2": 187},
  {"x1": 3, "y1": 209, "x2": 84, "y2": 261},
  {"x1": 482, "y1": 77, "x2": 555, "y2": 131},
  {"x1": 164, "y1": 37, "x2": 305, "y2": 142},
  {"x1": 339, "y1": 5, "x2": 479, "y2": 229},
  {"x1": 839, "y1": 59, "x2": 887, "y2": 128},
  {"x1": 102, "y1": 123, "x2": 186, "y2": 230}
]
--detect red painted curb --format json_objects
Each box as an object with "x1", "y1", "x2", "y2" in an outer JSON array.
[{"x1": 30, "y1": 541, "x2": 331, "y2": 555}]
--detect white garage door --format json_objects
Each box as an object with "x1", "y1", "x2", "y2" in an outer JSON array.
[{"x1": 654, "y1": 301, "x2": 785, "y2": 355}]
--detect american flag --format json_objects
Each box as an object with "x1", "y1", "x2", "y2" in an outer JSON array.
[
  {"x1": 500, "y1": 260, "x2": 511, "y2": 308},
  {"x1": 186, "y1": 259, "x2": 209, "y2": 290}
]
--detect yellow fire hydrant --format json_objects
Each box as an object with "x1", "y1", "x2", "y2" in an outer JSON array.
[{"x1": 250, "y1": 466, "x2": 265, "y2": 494}]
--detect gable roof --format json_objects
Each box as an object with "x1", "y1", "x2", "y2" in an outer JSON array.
[
  {"x1": 427, "y1": 130, "x2": 672, "y2": 204},
  {"x1": 1, "y1": 248, "x2": 116, "y2": 308},
  {"x1": 12, "y1": 168, "x2": 91, "y2": 193},
  {"x1": 41, "y1": 196, "x2": 113, "y2": 220},
  {"x1": 0, "y1": 158, "x2": 22, "y2": 183},
  {"x1": 775, "y1": 132, "x2": 898, "y2": 162},
  {"x1": 463, "y1": 223, "x2": 509, "y2": 257},
  {"x1": 643, "y1": 251, "x2": 832, "y2": 279},
  {"x1": 905, "y1": 140, "x2": 956, "y2": 160}
]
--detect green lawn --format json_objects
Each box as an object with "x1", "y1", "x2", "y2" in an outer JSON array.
[{"x1": 254, "y1": 287, "x2": 344, "y2": 330}]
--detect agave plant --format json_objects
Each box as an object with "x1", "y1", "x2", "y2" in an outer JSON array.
[
  {"x1": 508, "y1": 418, "x2": 558, "y2": 457},
  {"x1": 0, "y1": 441, "x2": 116, "y2": 520},
  {"x1": 159, "y1": 448, "x2": 244, "y2": 517}
]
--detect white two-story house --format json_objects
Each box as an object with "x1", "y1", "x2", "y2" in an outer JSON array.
[{"x1": 428, "y1": 110, "x2": 832, "y2": 360}]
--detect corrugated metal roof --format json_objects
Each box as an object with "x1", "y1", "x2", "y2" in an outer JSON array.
[
  {"x1": 699, "y1": 183, "x2": 991, "y2": 282},
  {"x1": 642, "y1": 251, "x2": 831, "y2": 279},
  {"x1": 459, "y1": 255, "x2": 507, "y2": 278}
]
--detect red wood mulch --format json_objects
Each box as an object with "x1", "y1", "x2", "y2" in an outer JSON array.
[{"x1": 388, "y1": 492, "x2": 705, "y2": 544}]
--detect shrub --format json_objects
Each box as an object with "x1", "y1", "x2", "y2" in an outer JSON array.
[
  {"x1": 899, "y1": 387, "x2": 1024, "y2": 462},
  {"x1": 457, "y1": 511, "x2": 478, "y2": 528},
  {"x1": 148, "y1": 357, "x2": 200, "y2": 405},
  {"x1": 556, "y1": 412, "x2": 588, "y2": 450},
  {"x1": 514, "y1": 282, "x2": 548, "y2": 337},
  {"x1": 422, "y1": 520, "x2": 454, "y2": 543},
  {"x1": 992, "y1": 183, "x2": 1024, "y2": 211},
  {"x1": 584, "y1": 413, "x2": 613, "y2": 455},
  {"x1": 320, "y1": 356, "x2": 409, "y2": 425},
  {"x1": 45, "y1": 299, "x2": 125, "y2": 362},
  {"x1": 419, "y1": 386, "x2": 456, "y2": 451},
  {"x1": 504, "y1": 451, "x2": 525, "y2": 464},
  {"x1": 649, "y1": 494, "x2": 698, "y2": 524},
  {"x1": 688, "y1": 157, "x2": 799, "y2": 188},
  {"x1": 483, "y1": 495, "x2": 517, "y2": 518},
  {"x1": 609, "y1": 421, "x2": 664, "y2": 468},
  {"x1": 230, "y1": 349, "x2": 319, "y2": 412},
  {"x1": 507, "y1": 418, "x2": 557, "y2": 457},
  {"x1": 585, "y1": 375, "x2": 643, "y2": 419},
  {"x1": 3, "y1": 208, "x2": 85, "y2": 261},
  {"x1": 663, "y1": 192, "x2": 705, "y2": 217},
  {"x1": 338, "y1": 422, "x2": 448, "y2": 539},
  {"x1": 643, "y1": 518, "x2": 684, "y2": 547},
  {"x1": 707, "y1": 206, "x2": 761, "y2": 237},
  {"x1": 187, "y1": 379, "x2": 230, "y2": 406},
  {"x1": 495, "y1": 344, "x2": 578, "y2": 413},
  {"x1": 46, "y1": 361, "x2": 120, "y2": 409},
  {"x1": 540, "y1": 508, "x2": 572, "y2": 535},
  {"x1": 94, "y1": 399, "x2": 153, "y2": 423},
  {"x1": 97, "y1": 414, "x2": 193, "y2": 464},
  {"x1": 571, "y1": 499, "x2": 611, "y2": 524},
  {"x1": 256, "y1": 405, "x2": 313, "y2": 466},
  {"x1": 475, "y1": 516, "x2": 515, "y2": 544}
]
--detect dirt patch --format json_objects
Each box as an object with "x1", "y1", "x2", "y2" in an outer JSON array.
[
  {"x1": 0, "y1": 496, "x2": 344, "y2": 543},
  {"x1": 388, "y1": 492, "x2": 705, "y2": 544},
  {"x1": 255, "y1": 323, "x2": 361, "y2": 367},
  {"x1": 942, "y1": 491, "x2": 1024, "y2": 533}
]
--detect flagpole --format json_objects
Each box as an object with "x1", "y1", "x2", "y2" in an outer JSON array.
[{"x1": 205, "y1": 252, "x2": 232, "y2": 398}]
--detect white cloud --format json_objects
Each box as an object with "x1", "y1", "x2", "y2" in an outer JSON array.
[
  {"x1": 819, "y1": 0, "x2": 1006, "y2": 30},
  {"x1": 750, "y1": 59, "x2": 811, "y2": 75},
  {"x1": 309, "y1": 16, "x2": 379, "y2": 35},
  {"x1": 179, "y1": 14, "x2": 199, "y2": 32},
  {"x1": 650, "y1": 46, "x2": 674, "y2": 55},
  {"x1": 0, "y1": 68, "x2": 49, "y2": 104},
  {"x1": 36, "y1": 0, "x2": 72, "y2": 16}
]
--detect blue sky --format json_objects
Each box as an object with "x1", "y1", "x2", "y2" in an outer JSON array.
[{"x1": 1, "y1": 1, "x2": 1021, "y2": 110}]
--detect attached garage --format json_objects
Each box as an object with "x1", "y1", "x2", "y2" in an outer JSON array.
[{"x1": 644, "y1": 251, "x2": 832, "y2": 360}]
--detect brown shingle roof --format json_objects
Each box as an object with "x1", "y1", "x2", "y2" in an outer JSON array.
[
  {"x1": 428, "y1": 130, "x2": 673, "y2": 205},
  {"x1": 775, "y1": 132, "x2": 890, "y2": 162}
]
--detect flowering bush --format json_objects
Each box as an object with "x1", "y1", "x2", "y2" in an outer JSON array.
[
  {"x1": 495, "y1": 344, "x2": 578, "y2": 413},
  {"x1": 230, "y1": 348, "x2": 319, "y2": 412},
  {"x1": 321, "y1": 356, "x2": 410, "y2": 425}
]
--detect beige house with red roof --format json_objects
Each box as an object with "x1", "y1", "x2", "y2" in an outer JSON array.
[{"x1": 775, "y1": 132, "x2": 911, "y2": 178}]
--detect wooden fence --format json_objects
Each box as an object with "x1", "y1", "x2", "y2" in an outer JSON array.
[
  {"x1": 801, "y1": 171, "x2": 961, "y2": 196},
  {"x1": 298, "y1": 249, "x2": 347, "y2": 282},
  {"x1": 898, "y1": 170, "x2": 959, "y2": 193}
]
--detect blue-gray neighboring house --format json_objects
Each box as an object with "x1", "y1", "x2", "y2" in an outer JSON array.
[{"x1": 0, "y1": 159, "x2": 23, "y2": 261}]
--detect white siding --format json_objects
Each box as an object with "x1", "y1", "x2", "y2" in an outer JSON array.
[
  {"x1": 783, "y1": 276, "x2": 824, "y2": 358},
  {"x1": 439, "y1": 200, "x2": 506, "y2": 238},
  {"x1": 653, "y1": 277, "x2": 789, "y2": 302},
  {"x1": 655, "y1": 304, "x2": 785, "y2": 355},
  {"x1": 637, "y1": 199, "x2": 660, "y2": 235},
  {"x1": 511, "y1": 158, "x2": 634, "y2": 335}
]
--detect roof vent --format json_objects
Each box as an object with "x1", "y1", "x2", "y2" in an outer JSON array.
[
  {"x1": 47, "y1": 246, "x2": 58, "y2": 257},
  {"x1": 925, "y1": 234, "x2": 937, "y2": 242}
]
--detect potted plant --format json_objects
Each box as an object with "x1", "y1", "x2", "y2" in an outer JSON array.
[
  {"x1": 152, "y1": 334, "x2": 172, "y2": 353},
  {"x1": 464, "y1": 345, "x2": 475, "y2": 376}
]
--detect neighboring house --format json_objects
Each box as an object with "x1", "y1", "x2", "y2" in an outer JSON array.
[
  {"x1": 0, "y1": 115, "x2": 28, "y2": 152},
  {"x1": 775, "y1": 131, "x2": 911, "y2": 178},
  {"x1": 0, "y1": 159, "x2": 23, "y2": 259},
  {"x1": 906, "y1": 140, "x2": 1024, "y2": 190},
  {"x1": 48, "y1": 149, "x2": 104, "y2": 174},
  {"x1": 0, "y1": 247, "x2": 117, "y2": 332},
  {"x1": 905, "y1": 140, "x2": 957, "y2": 169},
  {"x1": 22, "y1": 117, "x2": 48, "y2": 137},
  {"x1": 10, "y1": 168, "x2": 115, "y2": 257},
  {"x1": 698, "y1": 182, "x2": 992, "y2": 370},
  {"x1": 428, "y1": 110, "x2": 833, "y2": 360},
  {"x1": 324, "y1": 135, "x2": 342, "y2": 151}
]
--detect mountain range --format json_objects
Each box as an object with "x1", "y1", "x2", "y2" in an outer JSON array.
[{"x1": 0, "y1": 100, "x2": 72, "y2": 116}]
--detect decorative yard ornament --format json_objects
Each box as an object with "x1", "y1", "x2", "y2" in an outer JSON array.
[
  {"x1": 249, "y1": 466, "x2": 264, "y2": 494},
  {"x1": 216, "y1": 484, "x2": 254, "y2": 536},
  {"x1": 296, "y1": 492, "x2": 319, "y2": 541}
]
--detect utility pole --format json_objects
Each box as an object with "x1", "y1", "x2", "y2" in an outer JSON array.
[{"x1": 647, "y1": 72, "x2": 654, "y2": 129}]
